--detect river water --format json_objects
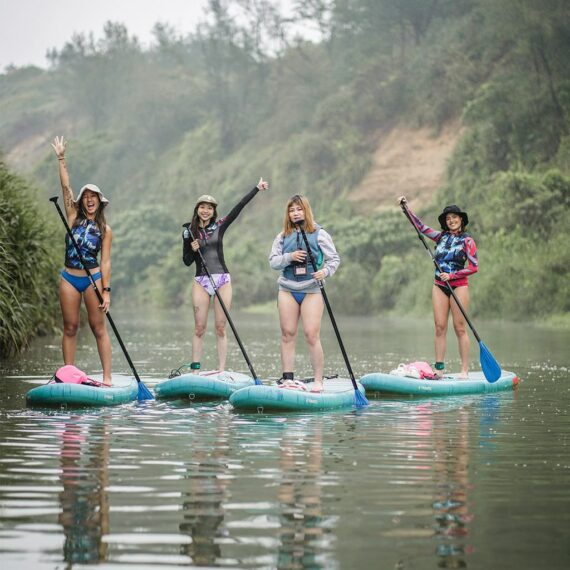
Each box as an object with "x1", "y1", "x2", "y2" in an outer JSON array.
[{"x1": 0, "y1": 309, "x2": 569, "y2": 569}]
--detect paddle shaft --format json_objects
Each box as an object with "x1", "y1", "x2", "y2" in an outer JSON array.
[
  {"x1": 296, "y1": 225, "x2": 359, "y2": 389},
  {"x1": 185, "y1": 225, "x2": 259, "y2": 380},
  {"x1": 400, "y1": 203, "x2": 482, "y2": 343},
  {"x1": 50, "y1": 196, "x2": 143, "y2": 383}
]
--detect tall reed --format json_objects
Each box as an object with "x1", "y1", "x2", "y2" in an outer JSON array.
[{"x1": 0, "y1": 159, "x2": 59, "y2": 357}]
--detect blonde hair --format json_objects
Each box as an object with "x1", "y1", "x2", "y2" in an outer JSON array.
[{"x1": 282, "y1": 195, "x2": 317, "y2": 236}]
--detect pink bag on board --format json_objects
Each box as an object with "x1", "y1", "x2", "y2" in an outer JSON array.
[
  {"x1": 55, "y1": 365, "x2": 89, "y2": 384},
  {"x1": 407, "y1": 361, "x2": 438, "y2": 380}
]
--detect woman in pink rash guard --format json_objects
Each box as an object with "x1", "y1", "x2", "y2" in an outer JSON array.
[{"x1": 399, "y1": 196, "x2": 478, "y2": 378}]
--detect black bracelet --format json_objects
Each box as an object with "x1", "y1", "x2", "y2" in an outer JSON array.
[{"x1": 103, "y1": 287, "x2": 111, "y2": 292}]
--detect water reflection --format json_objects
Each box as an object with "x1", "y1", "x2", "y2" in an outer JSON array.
[
  {"x1": 57, "y1": 415, "x2": 110, "y2": 566},
  {"x1": 431, "y1": 405, "x2": 473, "y2": 568},
  {"x1": 276, "y1": 420, "x2": 326, "y2": 569},
  {"x1": 179, "y1": 419, "x2": 231, "y2": 565}
]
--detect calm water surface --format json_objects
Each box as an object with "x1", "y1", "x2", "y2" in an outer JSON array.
[{"x1": 1, "y1": 309, "x2": 569, "y2": 569}]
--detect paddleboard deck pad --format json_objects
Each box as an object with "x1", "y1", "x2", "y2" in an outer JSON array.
[
  {"x1": 155, "y1": 370, "x2": 255, "y2": 400},
  {"x1": 229, "y1": 377, "x2": 366, "y2": 411},
  {"x1": 26, "y1": 374, "x2": 138, "y2": 407},
  {"x1": 360, "y1": 370, "x2": 519, "y2": 396}
]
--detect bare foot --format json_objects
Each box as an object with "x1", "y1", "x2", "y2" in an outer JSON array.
[
  {"x1": 458, "y1": 372, "x2": 469, "y2": 379},
  {"x1": 310, "y1": 381, "x2": 323, "y2": 393}
]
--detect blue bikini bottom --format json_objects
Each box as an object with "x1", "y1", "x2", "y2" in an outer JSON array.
[
  {"x1": 61, "y1": 270, "x2": 101, "y2": 293},
  {"x1": 291, "y1": 292, "x2": 306, "y2": 305}
]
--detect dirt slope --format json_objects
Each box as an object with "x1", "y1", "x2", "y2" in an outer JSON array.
[{"x1": 348, "y1": 121, "x2": 463, "y2": 214}]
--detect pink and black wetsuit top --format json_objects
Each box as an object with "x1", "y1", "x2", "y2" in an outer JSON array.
[
  {"x1": 407, "y1": 208, "x2": 478, "y2": 287},
  {"x1": 183, "y1": 187, "x2": 259, "y2": 276}
]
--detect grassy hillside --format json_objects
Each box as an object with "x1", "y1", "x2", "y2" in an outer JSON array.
[{"x1": 1, "y1": 0, "x2": 569, "y2": 344}]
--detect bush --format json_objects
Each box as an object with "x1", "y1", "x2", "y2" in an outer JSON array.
[{"x1": 0, "y1": 160, "x2": 59, "y2": 356}]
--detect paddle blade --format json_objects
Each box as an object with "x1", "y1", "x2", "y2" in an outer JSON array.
[
  {"x1": 254, "y1": 377, "x2": 263, "y2": 386},
  {"x1": 479, "y1": 341, "x2": 501, "y2": 383},
  {"x1": 137, "y1": 380, "x2": 155, "y2": 400},
  {"x1": 354, "y1": 389, "x2": 369, "y2": 407}
]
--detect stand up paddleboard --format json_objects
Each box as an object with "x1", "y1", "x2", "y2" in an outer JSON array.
[
  {"x1": 26, "y1": 374, "x2": 138, "y2": 407},
  {"x1": 229, "y1": 377, "x2": 366, "y2": 412},
  {"x1": 155, "y1": 370, "x2": 255, "y2": 400},
  {"x1": 360, "y1": 370, "x2": 519, "y2": 397}
]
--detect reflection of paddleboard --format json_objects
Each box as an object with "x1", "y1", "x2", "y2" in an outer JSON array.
[
  {"x1": 360, "y1": 370, "x2": 519, "y2": 396},
  {"x1": 155, "y1": 370, "x2": 255, "y2": 400},
  {"x1": 26, "y1": 374, "x2": 138, "y2": 407},
  {"x1": 229, "y1": 377, "x2": 366, "y2": 412}
]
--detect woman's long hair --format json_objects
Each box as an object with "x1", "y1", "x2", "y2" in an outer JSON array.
[
  {"x1": 282, "y1": 195, "x2": 317, "y2": 236},
  {"x1": 74, "y1": 197, "x2": 107, "y2": 239},
  {"x1": 190, "y1": 203, "x2": 218, "y2": 237}
]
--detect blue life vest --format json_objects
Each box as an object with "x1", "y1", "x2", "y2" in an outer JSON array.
[
  {"x1": 65, "y1": 219, "x2": 102, "y2": 269},
  {"x1": 282, "y1": 228, "x2": 323, "y2": 282},
  {"x1": 434, "y1": 232, "x2": 471, "y2": 277}
]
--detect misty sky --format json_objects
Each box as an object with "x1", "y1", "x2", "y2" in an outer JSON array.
[{"x1": 0, "y1": 0, "x2": 211, "y2": 70}]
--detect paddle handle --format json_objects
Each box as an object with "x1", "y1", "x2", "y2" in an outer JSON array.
[
  {"x1": 400, "y1": 203, "x2": 482, "y2": 343},
  {"x1": 50, "y1": 196, "x2": 143, "y2": 383},
  {"x1": 184, "y1": 224, "x2": 259, "y2": 380},
  {"x1": 296, "y1": 224, "x2": 359, "y2": 389}
]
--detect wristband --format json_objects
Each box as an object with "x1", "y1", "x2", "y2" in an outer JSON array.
[{"x1": 103, "y1": 287, "x2": 111, "y2": 292}]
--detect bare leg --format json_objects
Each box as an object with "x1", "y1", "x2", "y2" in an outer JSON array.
[
  {"x1": 60, "y1": 278, "x2": 82, "y2": 365},
  {"x1": 278, "y1": 291, "x2": 301, "y2": 375},
  {"x1": 432, "y1": 285, "x2": 451, "y2": 372},
  {"x1": 191, "y1": 282, "x2": 211, "y2": 366},
  {"x1": 213, "y1": 283, "x2": 232, "y2": 371},
  {"x1": 84, "y1": 280, "x2": 112, "y2": 385},
  {"x1": 300, "y1": 293, "x2": 325, "y2": 390},
  {"x1": 450, "y1": 286, "x2": 470, "y2": 378}
]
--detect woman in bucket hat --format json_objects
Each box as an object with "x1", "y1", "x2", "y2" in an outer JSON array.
[
  {"x1": 398, "y1": 196, "x2": 478, "y2": 378},
  {"x1": 183, "y1": 178, "x2": 269, "y2": 372},
  {"x1": 51, "y1": 136, "x2": 113, "y2": 385}
]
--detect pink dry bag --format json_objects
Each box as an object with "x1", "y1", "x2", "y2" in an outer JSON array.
[
  {"x1": 54, "y1": 365, "x2": 90, "y2": 384},
  {"x1": 408, "y1": 361, "x2": 438, "y2": 380}
]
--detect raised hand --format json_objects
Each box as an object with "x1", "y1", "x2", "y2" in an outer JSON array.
[
  {"x1": 257, "y1": 177, "x2": 269, "y2": 191},
  {"x1": 51, "y1": 135, "x2": 67, "y2": 158}
]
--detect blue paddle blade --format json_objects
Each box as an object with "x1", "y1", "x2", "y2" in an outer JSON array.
[
  {"x1": 354, "y1": 389, "x2": 369, "y2": 407},
  {"x1": 479, "y1": 341, "x2": 501, "y2": 383},
  {"x1": 254, "y1": 377, "x2": 263, "y2": 386},
  {"x1": 137, "y1": 381, "x2": 155, "y2": 400}
]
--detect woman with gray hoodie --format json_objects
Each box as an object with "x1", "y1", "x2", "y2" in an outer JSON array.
[{"x1": 269, "y1": 195, "x2": 340, "y2": 392}]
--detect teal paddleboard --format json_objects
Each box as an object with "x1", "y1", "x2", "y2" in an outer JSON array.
[
  {"x1": 360, "y1": 370, "x2": 519, "y2": 396},
  {"x1": 26, "y1": 374, "x2": 138, "y2": 407},
  {"x1": 229, "y1": 378, "x2": 366, "y2": 412},
  {"x1": 155, "y1": 370, "x2": 255, "y2": 400}
]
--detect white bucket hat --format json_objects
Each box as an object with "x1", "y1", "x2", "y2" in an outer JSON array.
[{"x1": 75, "y1": 184, "x2": 109, "y2": 207}]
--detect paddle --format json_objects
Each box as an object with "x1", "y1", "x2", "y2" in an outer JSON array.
[
  {"x1": 183, "y1": 224, "x2": 263, "y2": 385},
  {"x1": 400, "y1": 202, "x2": 501, "y2": 382},
  {"x1": 50, "y1": 196, "x2": 154, "y2": 400},
  {"x1": 296, "y1": 222, "x2": 369, "y2": 406}
]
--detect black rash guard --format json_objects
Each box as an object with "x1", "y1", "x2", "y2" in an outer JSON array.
[{"x1": 183, "y1": 187, "x2": 259, "y2": 276}]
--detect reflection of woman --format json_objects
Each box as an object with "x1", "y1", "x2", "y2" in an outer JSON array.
[
  {"x1": 432, "y1": 407, "x2": 473, "y2": 568},
  {"x1": 398, "y1": 196, "x2": 478, "y2": 378},
  {"x1": 58, "y1": 416, "x2": 110, "y2": 565},
  {"x1": 52, "y1": 136, "x2": 113, "y2": 385},
  {"x1": 276, "y1": 423, "x2": 326, "y2": 568},
  {"x1": 269, "y1": 195, "x2": 340, "y2": 391},
  {"x1": 179, "y1": 423, "x2": 231, "y2": 565}
]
